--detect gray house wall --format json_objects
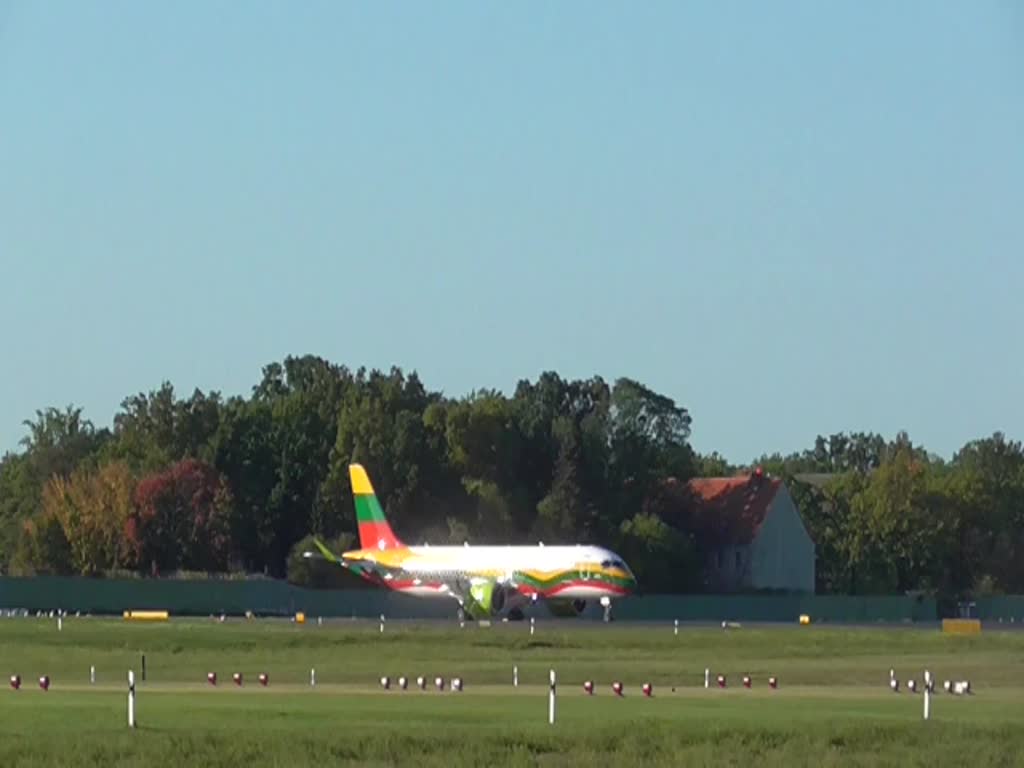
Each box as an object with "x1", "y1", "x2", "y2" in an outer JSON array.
[
  {"x1": 708, "y1": 545, "x2": 754, "y2": 591},
  {"x1": 750, "y1": 485, "x2": 815, "y2": 593}
]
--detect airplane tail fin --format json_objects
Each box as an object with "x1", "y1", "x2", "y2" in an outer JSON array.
[{"x1": 350, "y1": 463, "x2": 403, "y2": 551}]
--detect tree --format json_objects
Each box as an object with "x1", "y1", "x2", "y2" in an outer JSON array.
[
  {"x1": 15, "y1": 510, "x2": 72, "y2": 576},
  {"x1": 799, "y1": 471, "x2": 869, "y2": 593},
  {"x1": 128, "y1": 459, "x2": 233, "y2": 573},
  {"x1": 211, "y1": 398, "x2": 279, "y2": 572},
  {"x1": 695, "y1": 451, "x2": 734, "y2": 477},
  {"x1": 0, "y1": 453, "x2": 37, "y2": 572},
  {"x1": 534, "y1": 417, "x2": 587, "y2": 540},
  {"x1": 107, "y1": 383, "x2": 224, "y2": 471},
  {"x1": 605, "y1": 377, "x2": 695, "y2": 535},
  {"x1": 20, "y1": 405, "x2": 108, "y2": 480},
  {"x1": 850, "y1": 447, "x2": 954, "y2": 593},
  {"x1": 948, "y1": 433, "x2": 1024, "y2": 591},
  {"x1": 38, "y1": 462, "x2": 136, "y2": 575},
  {"x1": 324, "y1": 367, "x2": 452, "y2": 543},
  {"x1": 617, "y1": 512, "x2": 699, "y2": 593}
]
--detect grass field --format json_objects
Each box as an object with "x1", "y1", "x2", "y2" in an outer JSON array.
[{"x1": 1, "y1": 616, "x2": 1023, "y2": 766}]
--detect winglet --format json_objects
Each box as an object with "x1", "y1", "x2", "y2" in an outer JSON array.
[
  {"x1": 312, "y1": 537, "x2": 340, "y2": 564},
  {"x1": 349, "y1": 464, "x2": 403, "y2": 551}
]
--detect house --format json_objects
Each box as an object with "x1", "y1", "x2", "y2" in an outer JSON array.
[{"x1": 683, "y1": 468, "x2": 815, "y2": 594}]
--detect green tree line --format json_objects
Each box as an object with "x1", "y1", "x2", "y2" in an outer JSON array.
[{"x1": 0, "y1": 355, "x2": 1021, "y2": 597}]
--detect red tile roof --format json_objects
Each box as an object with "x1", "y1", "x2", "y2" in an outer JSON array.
[{"x1": 680, "y1": 472, "x2": 782, "y2": 546}]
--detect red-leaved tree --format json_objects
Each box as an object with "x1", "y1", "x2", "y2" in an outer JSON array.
[{"x1": 127, "y1": 459, "x2": 232, "y2": 574}]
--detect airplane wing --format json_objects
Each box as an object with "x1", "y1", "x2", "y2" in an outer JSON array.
[
  {"x1": 306, "y1": 538, "x2": 376, "y2": 582},
  {"x1": 306, "y1": 539, "x2": 527, "y2": 618}
]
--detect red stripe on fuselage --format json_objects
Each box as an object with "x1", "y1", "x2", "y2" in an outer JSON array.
[
  {"x1": 516, "y1": 581, "x2": 633, "y2": 598},
  {"x1": 390, "y1": 581, "x2": 446, "y2": 591}
]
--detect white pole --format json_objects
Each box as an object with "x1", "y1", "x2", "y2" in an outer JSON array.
[
  {"x1": 90, "y1": 666, "x2": 95, "y2": 685},
  {"x1": 310, "y1": 668, "x2": 316, "y2": 687},
  {"x1": 548, "y1": 669, "x2": 556, "y2": 724},
  {"x1": 57, "y1": 616, "x2": 62, "y2": 632},
  {"x1": 674, "y1": 619, "x2": 679, "y2": 636},
  {"x1": 924, "y1": 686, "x2": 931, "y2": 720},
  {"x1": 513, "y1": 665, "x2": 518, "y2": 687},
  {"x1": 380, "y1": 614, "x2": 385, "y2": 633},
  {"x1": 530, "y1": 617, "x2": 535, "y2": 636},
  {"x1": 127, "y1": 670, "x2": 136, "y2": 729},
  {"x1": 705, "y1": 668, "x2": 710, "y2": 689}
]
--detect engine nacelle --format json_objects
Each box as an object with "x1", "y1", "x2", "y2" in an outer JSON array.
[
  {"x1": 492, "y1": 584, "x2": 512, "y2": 613},
  {"x1": 465, "y1": 580, "x2": 518, "y2": 618}
]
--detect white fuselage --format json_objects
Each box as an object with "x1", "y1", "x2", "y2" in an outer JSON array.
[
  {"x1": 368, "y1": 544, "x2": 635, "y2": 601},
  {"x1": 398, "y1": 544, "x2": 611, "y2": 573}
]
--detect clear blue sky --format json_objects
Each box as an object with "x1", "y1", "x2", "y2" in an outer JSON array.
[{"x1": 1, "y1": 1, "x2": 1021, "y2": 463}]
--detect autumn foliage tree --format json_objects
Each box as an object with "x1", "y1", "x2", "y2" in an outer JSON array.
[
  {"x1": 127, "y1": 459, "x2": 233, "y2": 574},
  {"x1": 36, "y1": 461, "x2": 135, "y2": 575}
]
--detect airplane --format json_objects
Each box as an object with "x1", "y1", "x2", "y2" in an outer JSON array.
[{"x1": 307, "y1": 463, "x2": 637, "y2": 621}]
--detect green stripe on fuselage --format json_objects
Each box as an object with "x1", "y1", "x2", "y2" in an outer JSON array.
[{"x1": 515, "y1": 569, "x2": 635, "y2": 590}]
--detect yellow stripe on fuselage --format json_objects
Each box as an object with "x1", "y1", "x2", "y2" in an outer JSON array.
[
  {"x1": 342, "y1": 547, "x2": 411, "y2": 568},
  {"x1": 519, "y1": 566, "x2": 632, "y2": 581}
]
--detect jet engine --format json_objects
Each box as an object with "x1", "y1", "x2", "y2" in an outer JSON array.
[{"x1": 466, "y1": 580, "x2": 518, "y2": 618}]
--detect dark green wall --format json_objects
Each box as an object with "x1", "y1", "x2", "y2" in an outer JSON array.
[
  {"x1": 0, "y1": 576, "x2": 959, "y2": 623},
  {"x1": 0, "y1": 576, "x2": 452, "y2": 619}
]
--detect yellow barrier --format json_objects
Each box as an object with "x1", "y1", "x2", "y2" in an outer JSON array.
[
  {"x1": 799, "y1": 614, "x2": 811, "y2": 625},
  {"x1": 942, "y1": 618, "x2": 980, "y2": 635},
  {"x1": 123, "y1": 610, "x2": 169, "y2": 622},
  {"x1": 295, "y1": 612, "x2": 306, "y2": 624}
]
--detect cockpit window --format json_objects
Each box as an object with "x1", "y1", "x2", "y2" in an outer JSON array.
[{"x1": 601, "y1": 559, "x2": 612, "y2": 568}]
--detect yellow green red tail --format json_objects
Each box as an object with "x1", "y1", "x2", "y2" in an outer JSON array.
[{"x1": 350, "y1": 464, "x2": 403, "y2": 551}]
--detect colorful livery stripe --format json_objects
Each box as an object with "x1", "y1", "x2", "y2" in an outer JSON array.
[
  {"x1": 350, "y1": 464, "x2": 403, "y2": 551},
  {"x1": 515, "y1": 567, "x2": 635, "y2": 592}
]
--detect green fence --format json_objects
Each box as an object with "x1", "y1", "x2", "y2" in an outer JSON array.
[
  {"x1": 612, "y1": 594, "x2": 936, "y2": 623},
  {"x1": 970, "y1": 596, "x2": 1024, "y2": 622},
  {"x1": 0, "y1": 576, "x2": 950, "y2": 623},
  {"x1": 0, "y1": 576, "x2": 452, "y2": 619}
]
